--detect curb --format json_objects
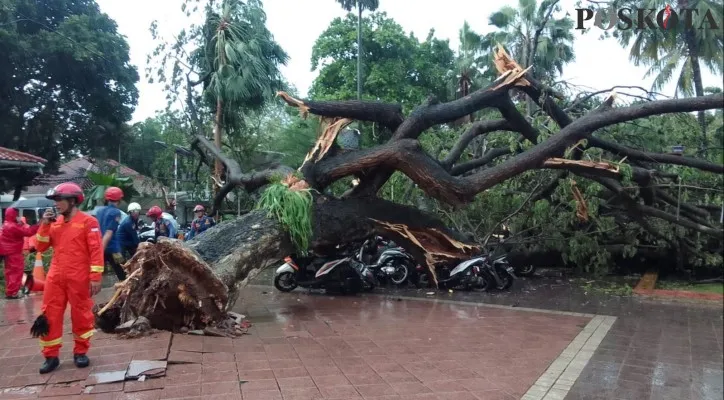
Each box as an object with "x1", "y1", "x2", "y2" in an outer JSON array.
[{"x1": 633, "y1": 271, "x2": 723, "y2": 302}]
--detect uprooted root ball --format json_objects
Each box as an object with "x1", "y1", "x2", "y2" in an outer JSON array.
[{"x1": 97, "y1": 239, "x2": 230, "y2": 333}]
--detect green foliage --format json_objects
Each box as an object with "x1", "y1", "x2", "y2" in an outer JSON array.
[
  {"x1": 80, "y1": 168, "x2": 139, "y2": 210},
  {"x1": 608, "y1": 0, "x2": 723, "y2": 97},
  {"x1": 202, "y1": 0, "x2": 289, "y2": 114},
  {"x1": 479, "y1": 0, "x2": 575, "y2": 82},
  {"x1": 309, "y1": 12, "x2": 455, "y2": 110},
  {"x1": 0, "y1": 0, "x2": 139, "y2": 169},
  {"x1": 256, "y1": 183, "x2": 313, "y2": 253}
]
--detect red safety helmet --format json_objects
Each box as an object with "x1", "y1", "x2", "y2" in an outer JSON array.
[
  {"x1": 46, "y1": 182, "x2": 85, "y2": 203},
  {"x1": 104, "y1": 186, "x2": 124, "y2": 202},
  {"x1": 193, "y1": 205, "x2": 205, "y2": 212},
  {"x1": 146, "y1": 205, "x2": 163, "y2": 219}
]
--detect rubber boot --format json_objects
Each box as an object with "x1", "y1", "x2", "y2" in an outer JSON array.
[
  {"x1": 74, "y1": 354, "x2": 90, "y2": 368},
  {"x1": 39, "y1": 357, "x2": 60, "y2": 374}
]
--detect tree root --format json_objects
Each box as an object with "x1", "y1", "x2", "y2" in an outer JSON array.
[{"x1": 93, "y1": 239, "x2": 247, "y2": 337}]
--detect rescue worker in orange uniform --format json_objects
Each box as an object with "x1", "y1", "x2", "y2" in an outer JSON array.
[
  {"x1": 30, "y1": 182, "x2": 104, "y2": 374},
  {"x1": 0, "y1": 208, "x2": 39, "y2": 299}
]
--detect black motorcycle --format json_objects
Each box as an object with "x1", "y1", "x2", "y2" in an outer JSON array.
[
  {"x1": 274, "y1": 245, "x2": 375, "y2": 294},
  {"x1": 357, "y1": 237, "x2": 416, "y2": 286}
]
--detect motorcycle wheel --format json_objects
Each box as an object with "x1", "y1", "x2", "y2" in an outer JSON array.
[
  {"x1": 415, "y1": 272, "x2": 430, "y2": 288},
  {"x1": 389, "y1": 261, "x2": 410, "y2": 286},
  {"x1": 470, "y1": 275, "x2": 492, "y2": 292},
  {"x1": 496, "y1": 273, "x2": 514, "y2": 290},
  {"x1": 274, "y1": 272, "x2": 298, "y2": 292},
  {"x1": 515, "y1": 264, "x2": 536, "y2": 277}
]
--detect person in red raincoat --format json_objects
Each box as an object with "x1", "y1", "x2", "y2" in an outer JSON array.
[
  {"x1": 0, "y1": 208, "x2": 39, "y2": 299},
  {"x1": 31, "y1": 182, "x2": 104, "y2": 374}
]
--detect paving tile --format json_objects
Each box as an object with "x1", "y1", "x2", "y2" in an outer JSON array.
[
  {"x1": 159, "y1": 383, "x2": 201, "y2": 399},
  {"x1": 242, "y1": 389, "x2": 283, "y2": 400},
  {"x1": 123, "y1": 377, "x2": 165, "y2": 393},
  {"x1": 115, "y1": 389, "x2": 163, "y2": 400},
  {"x1": 318, "y1": 384, "x2": 362, "y2": 399},
  {"x1": 280, "y1": 387, "x2": 323, "y2": 400},
  {"x1": 276, "y1": 376, "x2": 316, "y2": 390}
]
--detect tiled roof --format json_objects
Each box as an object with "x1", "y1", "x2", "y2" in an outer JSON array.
[
  {"x1": 0, "y1": 147, "x2": 47, "y2": 164},
  {"x1": 23, "y1": 156, "x2": 167, "y2": 196}
]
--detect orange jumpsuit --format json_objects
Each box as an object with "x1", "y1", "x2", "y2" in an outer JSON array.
[{"x1": 35, "y1": 211, "x2": 104, "y2": 358}]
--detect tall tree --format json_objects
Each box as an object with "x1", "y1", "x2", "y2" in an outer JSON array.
[
  {"x1": 450, "y1": 22, "x2": 488, "y2": 124},
  {"x1": 200, "y1": 0, "x2": 288, "y2": 190},
  {"x1": 480, "y1": 0, "x2": 575, "y2": 83},
  {"x1": 148, "y1": 0, "x2": 288, "y2": 210},
  {"x1": 0, "y1": 0, "x2": 139, "y2": 170},
  {"x1": 610, "y1": 0, "x2": 724, "y2": 155},
  {"x1": 334, "y1": 0, "x2": 380, "y2": 100},
  {"x1": 310, "y1": 12, "x2": 454, "y2": 109}
]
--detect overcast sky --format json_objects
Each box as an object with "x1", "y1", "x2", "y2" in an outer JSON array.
[{"x1": 96, "y1": 0, "x2": 721, "y2": 123}]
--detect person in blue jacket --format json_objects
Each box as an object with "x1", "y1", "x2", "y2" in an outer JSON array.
[
  {"x1": 95, "y1": 187, "x2": 126, "y2": 281},
  {"x1": 118, "y1": 202, "x2": 141, "y2": 258},
  {"x1": 187, "y1": 205, "x2": 215, "y2": 240},
  {"x1": 146, "y1": 206, "x2": 177, "y2": 239}
]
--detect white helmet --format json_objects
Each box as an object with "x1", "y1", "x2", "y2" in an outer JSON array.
[{"x1": 127, "y1": 202, "x2": 142, "y2": 212}]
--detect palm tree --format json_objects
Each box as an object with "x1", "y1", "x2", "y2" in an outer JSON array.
[
  {"x1": 450, "y1": 22, "x2": 487, "y2": 124},
  {"x1": 480, "y1": 0, "x2": 575, "y2": 84},
  {"x1": 334, "y1": 0, "x2": 380, "y2": 100},
  {"x1": 80, "y1": 168, "x2": 139, "y2": 211},
  {"x1": 612, "y1": 0, "x2": 723, "y2": 154},
  {"x1": 202, "y1": 0, "x2": 289, "y2": 188}
]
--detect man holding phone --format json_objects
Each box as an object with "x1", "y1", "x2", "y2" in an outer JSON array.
[{"x1": 31, "y1": 182, "x2": 104, "y2": 374}]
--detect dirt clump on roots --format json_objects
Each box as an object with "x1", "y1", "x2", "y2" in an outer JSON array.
[{"x1": 94, "y1": 238, "x2": 248, "y2": 338}]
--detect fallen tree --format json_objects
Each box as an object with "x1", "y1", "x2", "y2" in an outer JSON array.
[{"x1": 98, "y1": 47, "x2": 723, "y2": 333}]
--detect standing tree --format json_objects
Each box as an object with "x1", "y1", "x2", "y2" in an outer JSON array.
[
  {"x1": 0, "y1": 0, "x2": 139, "y2": 170},
  {"x1": 480, "y1": 0, "x2": 574, "y2": 116},
  {"x1": 334, "y1": 0, "x2": 380, "y2": 100},
  {"x1": 147, "y1": 0, "x2": 288, "y2": 210},
  {"x1": 609, "y1": 0, "x2": 724, "y2": 155},
  {"x1": 201, "y1": 0, "x2": 288, "y2": 194}
]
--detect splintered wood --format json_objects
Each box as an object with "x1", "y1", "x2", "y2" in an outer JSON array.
[
  {"x1": 371, "y1": 219, "x2": 479, "y2": 285},
  {"x1": 281, "y1": 174, "x2": 311, "y2": 191},
  {"x1": 276, "y1": 91, "x2": 310, "y2": 118},
  {"x1": 570, "y1": 180, "x2": 589, "y2": 222},
  {"x1": 301, "y1": 117, "x2": 353, "y2": 166},
  {"x1": 492, "y1": 45, "x2": 531, "y2": 88},
  {"x1": 542, "y1": 158, "x2": 621, "y2": 174}
]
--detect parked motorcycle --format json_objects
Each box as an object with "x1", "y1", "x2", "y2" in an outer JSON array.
[
  {"x1": 478, "y1": 253, "x2": 516, "y2": 290},
  {"x1": 357, "y1": 237, "x2": 416, "y2": 286},
  {"x1": 274, "y1": 246, "x2": 376, "y2": 294},
  {"x1": 429, "y1": 257, "x2": 491, "y2": 291}
]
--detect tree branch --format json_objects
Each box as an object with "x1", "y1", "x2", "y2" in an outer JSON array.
[
  {"x1": 450, "y1": 147, "x2": 513, "y2": 176},
  {"x1": 276, "y1": 92, "x2": 404, "y2": 131},
  {"x1": 441, "y1": 119, "x2": 513, "y2": 168},
  {"x1": 588, "y1": 136, "x2": 724, "y2": 173},
  {"x1": 191, "y1": 136, "x2": 294, "y2": 214}
]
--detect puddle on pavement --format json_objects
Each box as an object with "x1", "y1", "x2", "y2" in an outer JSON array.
[{"x1": 85, "y1": 370, "x2": 127, "y2": 385}]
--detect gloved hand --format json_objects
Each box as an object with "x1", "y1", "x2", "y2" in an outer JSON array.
[
  {"x1": 112, "y1": 252, "x2": 125, "y2": 265},
  {"x1": 30, "y1": 314, "x2": 49, "y2": 338}
]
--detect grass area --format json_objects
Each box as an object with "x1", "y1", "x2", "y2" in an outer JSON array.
[{"x1": 656, "y1": 280, "x2": 724, "y2": 294}]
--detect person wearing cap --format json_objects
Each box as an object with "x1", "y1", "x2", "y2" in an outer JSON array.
[
  {"x1": 31, "y1": 182, "x2": 104, "y2": 374},
  {"x1": 186, "y1": 204, "x2": 215, "y2": 240},
  {"x1": 117, "y1": 202, "x2": 142, "y2": 258},
  {"x1": 94, "y1": 187, "x2": 126, "y2": 281},
  {"x1": 145, "y1": 205, "x2": 177, "y2": 240}
]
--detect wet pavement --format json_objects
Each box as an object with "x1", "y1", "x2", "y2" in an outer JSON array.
[{"x1": 0, "y1": 271, "x2": 720, "y2": 400}]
